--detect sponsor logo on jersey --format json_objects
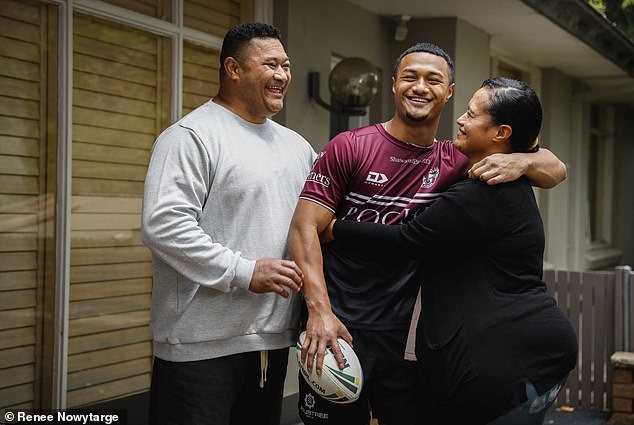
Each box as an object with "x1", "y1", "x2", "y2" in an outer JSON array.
[
  {"x1": 306, "y1": 171, "x2": 331, "y2": 187},
  {"x1": 342, "y1": 192, "x2": 442, "y2": 224},
  {"x1": 389, "y1": 156, "x2": 431, "y2": 165},
  {"x1": 422, "y1": 167, "x2": 439, "y2": 188},
  {"x1": 366, "y1": 171, "x2": 388, "y2": 185}
]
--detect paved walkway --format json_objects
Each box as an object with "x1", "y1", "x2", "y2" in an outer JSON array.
[
  {"x1": 285, "y1": 398, "x2": 618, "y2": 425},
  {"x1": 289, "y1": 408, "x2": 613, "y2": 425},
  {"x1": 545, "y1": 407, "x2": 611, "y2": 425}
]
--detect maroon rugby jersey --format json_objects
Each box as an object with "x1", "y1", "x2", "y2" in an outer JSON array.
[{"x1": 300, "y1": 124, "x2": 468, "y2": 330}]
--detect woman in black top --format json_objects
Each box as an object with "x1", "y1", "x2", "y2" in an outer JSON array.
[{"x1": 323, "y1": 78, "x2": 578, "y2": 425}]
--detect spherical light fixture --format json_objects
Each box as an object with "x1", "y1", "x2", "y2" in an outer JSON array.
[
  {"x1": 328, "y1": 57, "x2": 380, "y2": 111},
  {"x1": 308, "y1": 57, "x2": 380, "y2": 116}
]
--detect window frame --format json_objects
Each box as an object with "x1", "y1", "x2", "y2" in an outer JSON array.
[{"x1": 585, "y1": 104, "x2": 622, "y2": 270}]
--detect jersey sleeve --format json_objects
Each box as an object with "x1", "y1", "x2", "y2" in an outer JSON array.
[
  {"x1": 440, "y1": 140, "x2": 470, "y2": 180},
  {"x1": 299, "y1": 132, "x2": 355, "y2": 213}
]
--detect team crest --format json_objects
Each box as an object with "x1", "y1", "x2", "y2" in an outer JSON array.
[{"x1": 422, "y1": 167, "x2": 439, "y2": 188}]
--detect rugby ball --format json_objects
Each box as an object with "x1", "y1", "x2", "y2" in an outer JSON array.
[{"x1": 295, "y1": 331, "x2": 363, "y2": 404}]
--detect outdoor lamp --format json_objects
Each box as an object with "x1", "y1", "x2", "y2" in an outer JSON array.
[{"x1": 308, "y1": 57, "x2": 380, "y2": 138}]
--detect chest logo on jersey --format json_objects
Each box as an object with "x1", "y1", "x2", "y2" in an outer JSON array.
[
  {"x1": 366, "y1": 171, "x2": 388, "y2": 186},
  {"x1": 390, "y1": 156, "x2": 431, "y2": 165},
  {"x1": 422, "y1": 167, "x2": 439, "y2": 188}
]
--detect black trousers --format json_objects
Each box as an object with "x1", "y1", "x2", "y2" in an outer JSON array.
[{"x1": 148, "y1": 348, "x2": 289, "y2": 425}]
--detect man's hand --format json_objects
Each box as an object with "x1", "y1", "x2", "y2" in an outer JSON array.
[
  {"x1": 468, "y1": 153, "x2": 528, "y2": 185},
  {"x1": 301, "y1": 309, "x2": 352, "y2": 375},
  {"x1": 249, "y1": 258, "x2": 303, "y2": 298},
  {"x1": 469, "y1": 148, "x2": 566, "y2": 188}
]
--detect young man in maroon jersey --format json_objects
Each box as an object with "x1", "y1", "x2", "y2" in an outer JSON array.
[{"x1": 288, "y1": 43, "x2": 566, "y2": 425}]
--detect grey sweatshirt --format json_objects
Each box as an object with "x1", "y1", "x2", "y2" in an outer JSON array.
[{"x1": 141, "y1": 100, "x2": 315, "y2": 361}]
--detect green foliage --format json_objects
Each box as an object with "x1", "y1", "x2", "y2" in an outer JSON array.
[
  {"x1": 588, "y1": 0, "x2": 606, "y2": 12},
  {"x1": 588, "y1": 0, "x2": 634, "y2": 40}
]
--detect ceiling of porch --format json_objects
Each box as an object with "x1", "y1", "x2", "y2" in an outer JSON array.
[{"x1": 346, "y1": 0, "x2": 634, "y2": 105}]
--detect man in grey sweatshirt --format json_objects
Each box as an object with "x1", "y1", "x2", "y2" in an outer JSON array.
[{"x1": 141, "y1": 22, "x2": 316, "y2": 425}]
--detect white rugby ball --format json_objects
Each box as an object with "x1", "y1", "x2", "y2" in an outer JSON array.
[{"x1": 296, "y1": 331, "x2": 363, "y2": 404}]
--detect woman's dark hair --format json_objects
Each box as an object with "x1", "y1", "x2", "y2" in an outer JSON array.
[
  {"x1": 393, "y1": 42, "x2": 455, "y2": 84},
  {"x1": 480, "y1": 77, "x2": 542, "y2": 153},
  {"x1": 219, "y1": 22, "x2": 283, "y2": 76}
]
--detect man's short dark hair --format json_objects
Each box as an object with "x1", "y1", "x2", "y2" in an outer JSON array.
[
  {"x1": 220, "y1": 22, "x2": 283, "y2": 73},
  {"x1": 392, "y1": 42, "x2": 455, "y2": 84}
]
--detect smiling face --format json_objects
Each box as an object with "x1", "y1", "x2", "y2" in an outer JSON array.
[
  {"x1": 236, "y1": 37, "x2": 291, "y2": 123},
  {"x1": 392, "y1": 52, "x2": 454, "y2": 125},
  {"x1": 455, "y1": 88, "x2": 505, "y2": 162}
]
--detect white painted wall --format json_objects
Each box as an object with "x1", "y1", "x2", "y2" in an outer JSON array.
[
  {"x1": 453, "y1": 19, "x2": 491, "y2": 139},
  {"x1": 539, "y1": 70, "x2": 581, "y2": 269},
  {"x1": 277, "y1": 0, "x2": 393, "y2": 151}
]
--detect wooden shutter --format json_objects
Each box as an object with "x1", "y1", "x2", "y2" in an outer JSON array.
[
  {"x1": 182, "y1": 42, "x2": 219, "y2": 116},
  {"x1": 99, "y1": 0, "x2": 172, "y2": 20},
  {"x1": 0, "y1": 0, "x2": 56, "y2": 411},
  {"x1": 181, "y1": 0, "x2": 255, "y2": 115},
  {"x1": 67, "y1": 13, "x2": 170, "y2": 407},
  {"x1": 184, "y1": 0, "x2": 240, "y2": 38}
]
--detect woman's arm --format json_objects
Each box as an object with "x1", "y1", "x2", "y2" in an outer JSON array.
[
  {"x1": 332, "y1": 180, "x2": 495, "y2": 259},
  {"x1": 332, "y1": 218, "x2": 408, "y2": 256}
]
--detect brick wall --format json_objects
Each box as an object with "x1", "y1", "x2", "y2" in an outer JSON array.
[{"x1": 611, "y1": 352, "x2": 634, "y2": 424}]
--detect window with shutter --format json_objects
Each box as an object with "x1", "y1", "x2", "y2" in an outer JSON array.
[
  {"x1": 0, "y1": 0, "x2": 57, "y2": 411},
  {"x1": 183, "y1": 41, "x2": 220, "y2": 116},
  {"x1": 67, "y1": 13, "x2": 169, "y2": 407},
  {"x1": 184, "y1": 0, "x2": 240, "y2": 38},
  {"x1": 99, "y1": 0, "x2": 172, "y2": 20},
  {"x1": 0, "y1": 0, "x2": 251, "y2": 411}
]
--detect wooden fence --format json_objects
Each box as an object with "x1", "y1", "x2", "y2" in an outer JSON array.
[{"x1": 544, "y1": 266, "x2": 634, "y2": 413}]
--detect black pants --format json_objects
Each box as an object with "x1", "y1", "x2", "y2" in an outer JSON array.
[{"x1": 148, "y1": 348, "x2": 289, "y2": 425}]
